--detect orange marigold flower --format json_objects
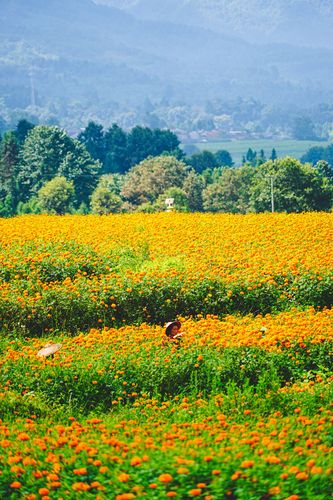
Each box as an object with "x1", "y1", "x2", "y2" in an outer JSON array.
[
  {"x1": 189, "y1": 489, "x2": 202, "y2": 497},
  {"x1": 10, "y1": 481, "x2": 22, "y2": 489},
  {"x1": 166, "y1": 493, "x2": 177, "y2": 498},
  {"x1": 295, "y1": 472, "x2": 308, "y2": 481},
  {"x1": 17, "y1": 432, "x2": 29, "y2": 441},
  {"x1": 241, "y1": 460, "x2": 255, "y2": 468},
  {"x1": 74, "y1": 467, "x2": 87, "y2": 475},
  {"x1": 115, "y1": 494, "x2": 135, "y2": 500},
  {"x1": 269, "y1": 487, "x2": 281, "y2": 495},
  {"x1": 310, "y1": 466, "x2": 323, "y2": 475},
  {"x1": 130, "y1": 456, "x2": 142, "y2": 466},
  {"x1": 118, "y1": 473, "x2": 130, "y2": 483},
  {"x1": 72, "y1": 482, "x2": 91, "y2": 491},
  {"x1": 177, "y1": 467, "x2": 189, "y2": 474},
  {"x1": 38, "y1": 488, "x2": 49, "y2": 496},
  {"x1": 158, "y1": 473, "x2": 173, "y2": 483}
]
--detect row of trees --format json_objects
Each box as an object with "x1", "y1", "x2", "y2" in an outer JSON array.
[
  {"x1": 2, "y1": 96, "x2": 333, "y2": 141},
  {"x1": 0, "y1": 122, "x2": 332, "y2": 217}
]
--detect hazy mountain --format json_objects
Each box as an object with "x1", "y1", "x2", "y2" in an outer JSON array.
[
  {"x1": 1, "y1": 0, "x2": 333, "y2": 127},
  {"x1": 96, "y1": 0, "x2": 333, "y2": 49}
]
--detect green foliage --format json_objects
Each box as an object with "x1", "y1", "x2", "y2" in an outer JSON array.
[
  {"x1": 214, "y1": 149, "x2": 234, "y2": 167},
  {"x1": 16, "y1": 197, "x2": 41, "y2": 214},
  {"x1": 14, "y1": 119, "x2": 35, "y2": 144},
  {"x1": 155, "y1": 187, "x2": 189, "y2": 212},
  {"x1": 182, "y1": 170, "x2": 204, "y2": 211},
  {"x1": 17, "y1": 126, "x2": 101, "y2": 206},
  {"x1": 57, "y1": 139, "x2": 101, "y2": 206},
  {"x1": 187, "y1": 150, "x2": 218, "y2": 173},
  {"x1": 90, "y1": 186, "x2": 122, "y2": 214},
  {"x1": 121, "y1": 155, "x2": 189, "y2": 206},
  {"x1": 202, "y1": 166, "x2": 255, "y2": 213},
  {"x1": 250, "y1": 157, "x2": 333, "y2": 213},
  {"x1": 37, "y1": 176, "x2": 75, "y2": 215},
  {"x1": 77, "y1": 121, "x2": 105, "y2": 163},
  {"x1": 0, "y1": 131, "x2": 19, "y2": 205},
  {"x1": 104, "y1": 123, "x2": 129, "y2": 174}
]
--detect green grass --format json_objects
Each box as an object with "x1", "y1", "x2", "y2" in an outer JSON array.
[{"x1": 192, "y1": 139, "x2": 331, "y2": 166}]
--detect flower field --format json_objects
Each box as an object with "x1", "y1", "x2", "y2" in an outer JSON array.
[{"x1": 0, "y1": 213, "x2": 332, "y2": 499}]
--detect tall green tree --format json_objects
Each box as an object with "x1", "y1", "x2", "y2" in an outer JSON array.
[
  {"x1": 202, "y1": 167, "x2": 255, "y2": 213},
  {"x1": 58, "y1": 139, "x2": 101, "y2": 206},
  {"x1": 214, "y1": 149, "x2": 233, "y2": 167},
  {"x1": 315, "y1": 160, "x2": 333, "y2": 183},
  {"x1": 15, "y1": 119, "x2": 35, "y2": 145},
  {"x1": 182, "y1": 170, "x2": 204, "y2": 211},
  {"x1": 38, "y1": 176, "x2": 74, "y2": 215},
  {"x1": 0, "y1": 131, "x2": 19, "y2": 211},
  {"x1": 18, "y1": 126, "x2": 100, "y2": 204},
  {"x1": 0, "y1": 131, "x2": 19, "y2": 188},
  {"x1": 104, "y1": 124, "x2": 129, "y2": 174},
  {"x1": 250, "y1": 157, "x2": 333, "y2": 213},
  {"x1": 77, "y1": 121, "x2": 105, "y2": 164},
  {"x1": 187, "y1": 150, "x2": 218, "y2": 174},
  {"x1": 121, "y1": 155, "x2": 189, "y2": 206},
  {"x1": 127, "y1": 126, "x2": 154, "y2": 167},
  {"x1": 301, "y1": 146, "x2": 325, "y2": 165}
]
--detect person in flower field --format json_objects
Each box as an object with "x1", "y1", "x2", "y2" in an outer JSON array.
[{"x1": 163, "y1": 320, "x2": 184, "y2": 347}]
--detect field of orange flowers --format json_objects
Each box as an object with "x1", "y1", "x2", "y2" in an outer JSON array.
[
  {"x1": 0, "y1": 213, "x2": 332, "y2": 498},
  {"x1": 0, "y1": 213, "x2": 332, "y2": 335}
]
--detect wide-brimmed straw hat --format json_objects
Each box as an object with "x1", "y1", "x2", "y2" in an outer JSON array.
[
  {"x1": 165, "y1": 321, "x2": 181, "y2": 337},
  {"x1": 37, "y1": 343, "x2": 62, "y2": 357}
]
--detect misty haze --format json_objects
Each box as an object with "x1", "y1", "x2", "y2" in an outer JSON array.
[{"x1": 1, "y1": 0, "x2": 333, "y2": 145}]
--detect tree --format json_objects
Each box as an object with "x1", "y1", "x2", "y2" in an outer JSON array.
[
  {"x1": 18, "y1": 126, "x2": 74, "y2": 200},
  {"x1": 270, "y1": 148, "x2": 277, "y2": 161},
  {"x1": 202, "y1": 167, "x2": 255, "y2": 213},
  {"x1": 292, "y1": 116, "x2": 317, "y2": 140},
  {"x1": 250, "y1": 157, "x2": 333, "y2": 213},
  {"x1": 97, "y1": 173, "x2": 124, "y2": 196},
  {"x1": 77, "y1": 121, "x2": 105, "y2": 164},
  {"x1": 15, "y1": 119, "x2": 35, "y2": 144},
  {"x1": 127, "y1": 126, "x2": 181, "y2": 168},
  {"x1": 127, "y1": 126, "x2": 154, "y2": 167},
  {"x1": 257, "y1": 149, "x2": 266, "y2": 166},
  {"x1": 301, "y1": 146, "x2": 325, "y2": 165},
  {"x1": 315, "y1": 160, "x2": 333, "y2": 183},
  {"x1": 187, "y1": 150, "x2": 218, "y2": 174},
  {"x1": 0, "y1": 131, "x2": 19, "y2": 190},
  {"x1": 38, "y1": 176, "x2": 74, "y2": 215},
  {"x1": 151, "y1": 129, "x2": 181, "y2": 157},
  {"x1": 155, "y1": 187, "x2": 189, "y2": 212},
  {"x1": 18, "y1": 126, "x2": 100, "y2": 204},
  {"x1": 58, "y1": 139, "x2": 101, "y2": 206},
  {"x1": 90, "y1": 186, "x2": 122, "y2": 214},
  {"x1": 104, "y1": 124, "x2": 129, "y2": 174},
  {"x1": 245, "y1": 148, "x2": 257, "y2": 166},
  {"x1": 182, "y1": 170, "x2": 204, "y2": 211},
  {"x1": 214, "y1": 149, "x2": 233, "y2": 167},
  {"x1": 121, "y1": 155, "x2": 189, "y2": 206}
]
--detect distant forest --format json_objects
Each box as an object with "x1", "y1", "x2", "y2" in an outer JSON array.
[
  {"x1": 1, "y1": 96, "x2": 333, "y2": 144},
  {"x1": 0, "y1": 120, "x2": 332, "y2": 217}
]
